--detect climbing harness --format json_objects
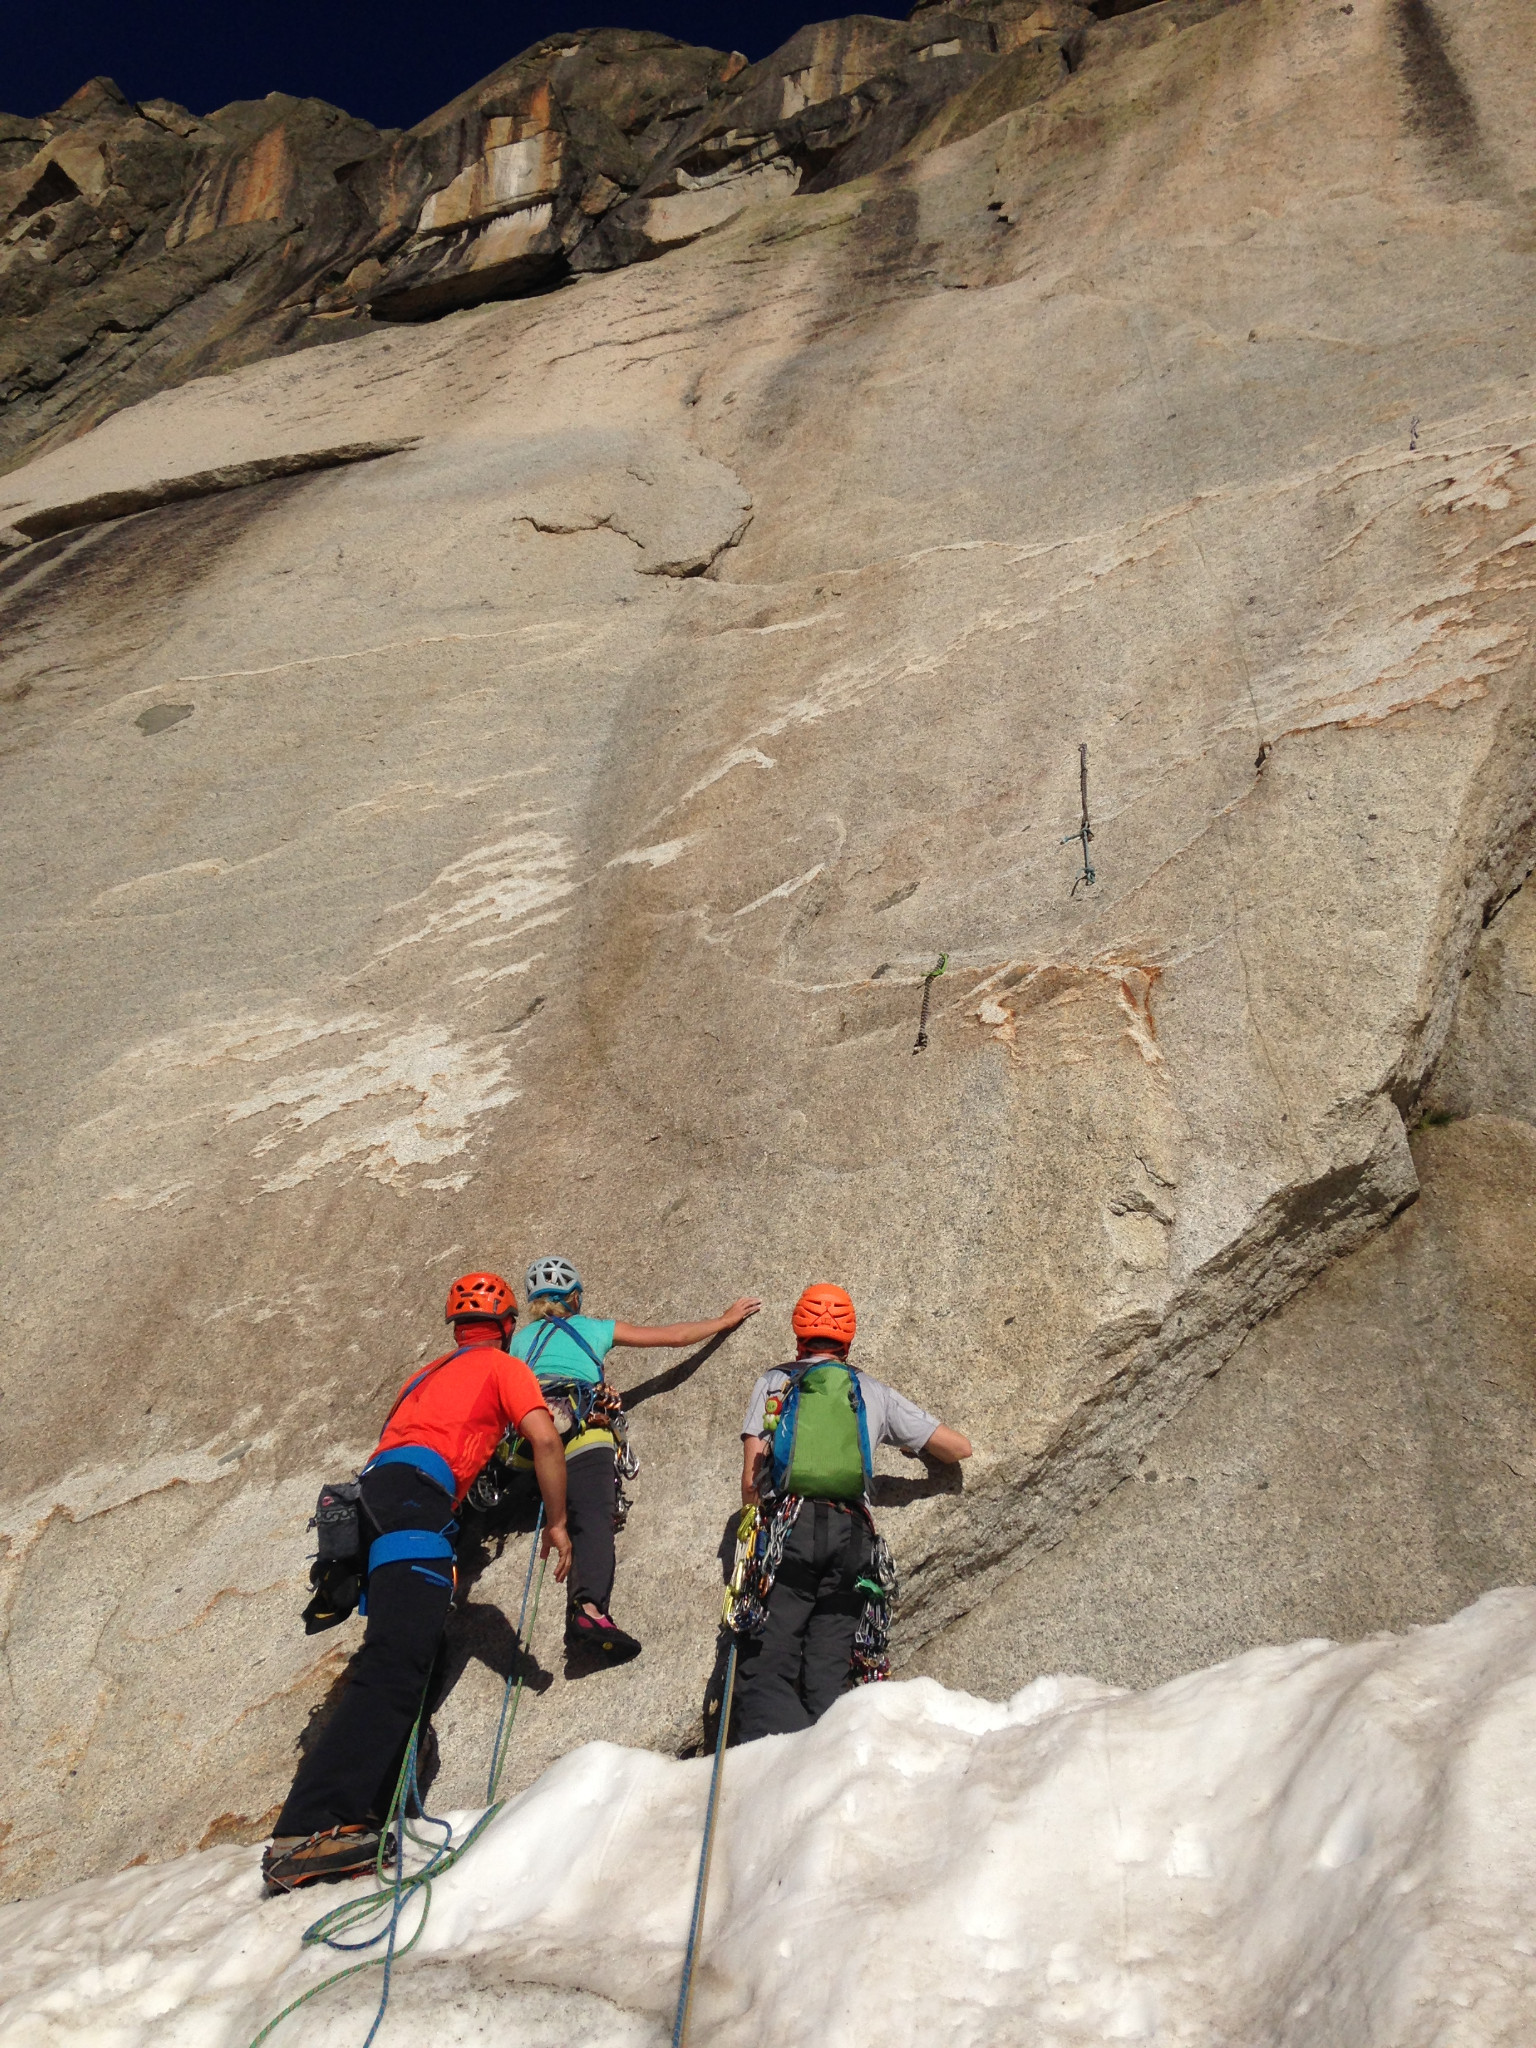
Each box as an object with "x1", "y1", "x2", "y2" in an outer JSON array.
[
  {"x1": 301, "y1": 1352, "x2": 472, "y2": 1632},
  {"x1": 248, "y1": 1512, "x2": 550, "y2": 2048},
  {"x1": 1061, "y1": 740, "x2": 1096, "y2": 892},
  {"x1": 671, "y1": 1510, "x2": 755, "y2": 2048},
  {"x1": 732, "y1": 1484, "x2": 896, "y2": 1685},
  {"x1": 488, "y1": 1314, "x2": 640, "y2": 1535},
  {"x1": 912, "y1": 953, "x2": 948, "y2": 1052}
]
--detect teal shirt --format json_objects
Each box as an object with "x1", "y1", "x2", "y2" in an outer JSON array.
[{"x1": 511, "y1": 1313, "x2": 617, "y2": 1388}]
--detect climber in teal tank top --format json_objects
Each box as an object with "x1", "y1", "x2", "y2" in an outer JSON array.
[
  {"x1": 510, "y1": 1309, "x2": 617, "y2": 1386},
  {"x1": 508, "y1": 1255, "x2": 761, "y2": 1664}
]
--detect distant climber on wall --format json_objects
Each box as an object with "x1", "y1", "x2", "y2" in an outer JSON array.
[
  {"x1": 262, "y1": 1272, "x2": 571, "y2": 1894},
  {"x1": 504, "y1": 1257, "x2": 762, "y2": 1664},
  {"x1": 731, "y1": 1284, "x2": 972, "y2": 1742}
]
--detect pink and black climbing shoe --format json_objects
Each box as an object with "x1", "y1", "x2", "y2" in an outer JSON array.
[{"x1": 566, "y1": 1609, "x2": 642, "y2": 1663}]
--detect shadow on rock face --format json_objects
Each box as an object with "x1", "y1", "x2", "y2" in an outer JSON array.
[
  {"x1": 871, "y1": 1457, "x2": 966, "y2": 1506},
  {"x1": 441, "y1": 1597, "x2": 553, "y2": 1698}
]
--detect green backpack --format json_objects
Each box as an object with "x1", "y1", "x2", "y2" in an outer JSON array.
[{"x1": 767, "y1": 1362, "x2": 874, "y2": 1502}]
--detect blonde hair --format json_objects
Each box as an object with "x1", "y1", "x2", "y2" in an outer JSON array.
[{"x1": 528, "y1": 1290, "x2": 580, "y2": 1322}]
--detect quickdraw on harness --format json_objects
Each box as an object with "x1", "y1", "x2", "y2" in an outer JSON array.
[{"x1": 851, "y1": 1527, "x2": 898, "y2": 1683}]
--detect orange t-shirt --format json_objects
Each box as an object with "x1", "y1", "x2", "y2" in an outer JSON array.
[{"x1": 373, "y1": 1331, "x2": 548, "y2": 1503}]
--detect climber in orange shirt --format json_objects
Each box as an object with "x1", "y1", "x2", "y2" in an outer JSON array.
[{"x1": 262, "y1": 1272, "x2": 571, "y2": 1894}]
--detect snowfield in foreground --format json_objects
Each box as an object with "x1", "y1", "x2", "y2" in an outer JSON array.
[{"x1": 4, "y1": 1589, "x2": 1536, "y2": 2047}]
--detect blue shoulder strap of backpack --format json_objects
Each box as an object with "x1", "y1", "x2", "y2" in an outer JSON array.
[
  {"x1": 768, "y1": 1364, "x2": 802, "y2": 1491},
  {"x1": 847, "y1": 1366, "x2": 874, "y2": 1486},
  {"x1": 381, "y1": 1344, "x2": 470, "y2": 1429}
]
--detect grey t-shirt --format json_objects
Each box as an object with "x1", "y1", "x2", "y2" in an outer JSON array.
[{"x1": 741, "y1": 1361, "x2": 940, "y2": 1491}]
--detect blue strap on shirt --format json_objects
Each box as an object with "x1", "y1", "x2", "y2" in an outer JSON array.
[{"x1": 526, "y1": 1315, "x2": 608, "y2": 1382}]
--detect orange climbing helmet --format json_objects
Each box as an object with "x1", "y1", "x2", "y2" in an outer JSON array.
[
  {"x1": 791, "y1": 1283, "x2": 857, "y2": 1347},
  {"x1": 444, "y1": 1271, "x2": 517, "y2": 1326}
]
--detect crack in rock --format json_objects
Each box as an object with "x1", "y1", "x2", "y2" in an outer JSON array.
[{"x1": 1, "y1": 439, "x2": 421, "y2": 547}]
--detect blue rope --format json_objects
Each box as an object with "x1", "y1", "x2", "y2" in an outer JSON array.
[{"x1": 671, "y1": 1634, "x2": 739, "y2": 2048}]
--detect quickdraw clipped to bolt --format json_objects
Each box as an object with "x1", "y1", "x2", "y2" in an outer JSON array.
[{"x1": 912, "y1": 953, "x2": 948, "y2": 1053}]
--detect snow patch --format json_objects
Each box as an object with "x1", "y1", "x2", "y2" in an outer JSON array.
[{"x1": 3, "y1": 1593, "x2": 1535, "y2": 2045}]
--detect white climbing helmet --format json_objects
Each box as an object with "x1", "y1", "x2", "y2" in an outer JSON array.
[{"x1": 526, "y1": 1255, "x2": 582, "y2": 1300}]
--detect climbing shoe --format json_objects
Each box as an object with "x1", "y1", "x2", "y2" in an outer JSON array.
[
  {"x1": 565, "y1": 1609, "x2": 642, "y2": 1663},
  {"x1": 261, "y1": 1824, "x2": 383, "y2": 1895}
]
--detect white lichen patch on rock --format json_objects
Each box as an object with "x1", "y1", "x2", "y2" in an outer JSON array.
[{"x1": 225, "y1": 1021, "x2": 523, "y2": 1193}]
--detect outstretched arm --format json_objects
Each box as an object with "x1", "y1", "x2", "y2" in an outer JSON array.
[
  {"x1": 917, "y1": 1424, "x2": 972, "y2": 1464},
  {"x1": 611, "y1": 1296, "x2": 762, "y2": 1349}
]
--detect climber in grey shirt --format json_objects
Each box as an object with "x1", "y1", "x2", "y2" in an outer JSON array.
[
  {"x1": 740, "y1": 1366, "x2": 947, "y2": 1502},
  {"x1": 733, "y1": 1283, "x2": 971, "y2": 1743}
]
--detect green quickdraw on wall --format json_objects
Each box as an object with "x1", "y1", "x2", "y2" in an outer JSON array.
[{"x1": 912, "y1": 953, "x2": 948, "y2": 1053}]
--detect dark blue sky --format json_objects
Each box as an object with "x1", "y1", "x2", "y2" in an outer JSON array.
[{"x1": 6, "y1": 4, "x2": 900, "y2": 131}]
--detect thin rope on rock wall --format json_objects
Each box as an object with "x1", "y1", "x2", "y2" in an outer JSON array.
[
  {"x1": 1061, "y1": 741, "x2": 1096, "y2": 893},
  {"x1": 671, "y1": 1636, "x2": 739, "y2": 2048}
]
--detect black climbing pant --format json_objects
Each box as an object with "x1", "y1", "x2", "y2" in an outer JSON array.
[
  {"x1": 502, "y1": 1435, "x2": 618, "y2": 1616},
  {"x1": 275, "y1": 1464, "x2": 456, "y2": 1836},
  {"x1": 733, "y1": 1499, "x2": 875, "y2": 1742},
  {"x1": 564, "y1": 1439, "x2": 618, "y2": 1615}
]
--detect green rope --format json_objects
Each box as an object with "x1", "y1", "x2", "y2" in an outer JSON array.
[
  {"x1": 488, "y1": 1511, "x2": 548, "y2": 1800},
  {"x1": 248, "y1": 1532, "x2": 550, "y2": 2048}
]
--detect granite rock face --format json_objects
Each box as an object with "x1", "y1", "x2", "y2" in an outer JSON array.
[
  {"x1": 358, "y1": 31, "x2": 750, "y2": 318},
  {"x1": 1, "y1": 0, "x2": 1534, "y2": 1904},
  {"x1": 0, "y1": 79, "x2": 395, "y2": 465},
  {"x1": 915, "y1": 882, "x2": 1536, "y2": 1697}
]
